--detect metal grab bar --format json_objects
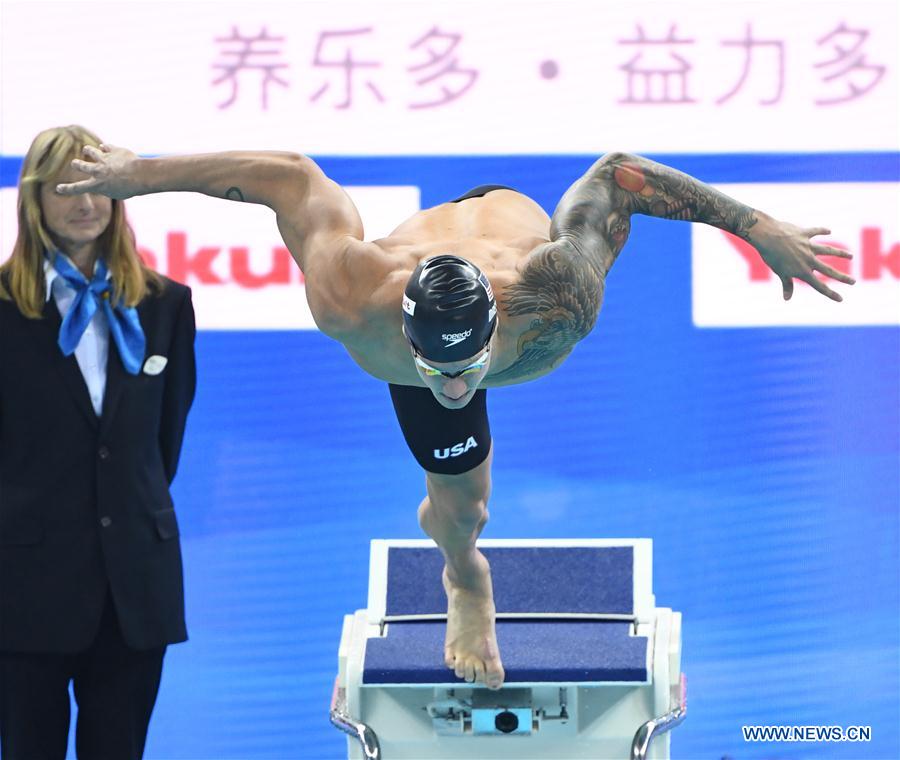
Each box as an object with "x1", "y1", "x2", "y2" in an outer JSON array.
[
  {"x1": 630, "y1": 674, "x2": 687, "y2": 760},
  {"x1": 330, "y1": 678, "x2": 381, "y2": 760}
]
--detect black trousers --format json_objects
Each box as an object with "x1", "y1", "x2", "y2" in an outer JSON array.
[{"x1": 0, "y1": 591, "x2": 166, "y2": 760}]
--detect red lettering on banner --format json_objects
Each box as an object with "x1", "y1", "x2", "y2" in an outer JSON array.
[
  {"x1": 722, "y1": 232, "x2": 771, "y2": 280},
  {"x1": 231, "y1": 246, "x2": 292, "y2": 287},
  {"x1": 166, "y1": 232, "x2": 224, "y2": 284},
  {"x1": 136, "y1": 240, "x2": 304, "y2": 286},
  {"x1": 861, "y1": 227, "x2": 899, "y2": 280}
]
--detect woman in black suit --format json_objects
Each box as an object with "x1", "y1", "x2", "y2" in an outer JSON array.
[{"x1": 0, "y1": 125, "x2": 196, "y2": 759}]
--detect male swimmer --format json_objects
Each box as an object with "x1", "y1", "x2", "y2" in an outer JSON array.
[{"x1": 60, "y1": 147, "x2": 854, "y2": 690}]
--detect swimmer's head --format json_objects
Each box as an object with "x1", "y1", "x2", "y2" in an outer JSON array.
[
  {"x1": 402, "y1": 255, "x2": 498, "y2": 409},
  {"x1": 402, "y1": 255, "x2": 498, "y2": 362}
]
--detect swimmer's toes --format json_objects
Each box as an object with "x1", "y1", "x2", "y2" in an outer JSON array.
[{"x1": 485, "y1": 659, "x2": 505, "y2": 690}]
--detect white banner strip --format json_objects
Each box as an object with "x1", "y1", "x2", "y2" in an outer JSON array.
[{"x1": 1, "y1": 1, "x2": 897, "y2": 155}]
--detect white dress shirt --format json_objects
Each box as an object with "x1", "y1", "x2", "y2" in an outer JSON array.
[{"x1": 44, "y1": 255, "x2": 110, "y2": 416}]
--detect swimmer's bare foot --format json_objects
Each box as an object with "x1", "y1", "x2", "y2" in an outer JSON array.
[{"x1": 442, "y1": 559, "x2": 505, "y2": 690}]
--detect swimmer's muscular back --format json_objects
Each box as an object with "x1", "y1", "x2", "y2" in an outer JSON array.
[
  {"x1": 331, "y1": 146, "x2": 813, "y2": 387},
  {"x1": 297, "y1": 187, "x2": 609, "y2": 388}
]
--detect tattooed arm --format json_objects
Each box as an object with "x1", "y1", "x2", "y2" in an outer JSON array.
[
  {"x1": 490, "y1": 152, "x2": 855, "y2": 384},
  {"x1": 550, "y1": 152, "x2": 854, "y2": 300}
]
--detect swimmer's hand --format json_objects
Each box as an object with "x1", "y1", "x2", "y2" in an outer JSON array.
[
  {"x1": 57, "y1": 144, "x2": 143, "y2": 200},
  {"x1": 748, "y1": 212, "x2": 855, "y2": 302}
]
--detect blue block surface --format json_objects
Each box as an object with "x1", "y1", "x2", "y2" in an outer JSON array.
[
  {"x1": 385, "y1": 546, "x2": 634, "y2": 616},
  {"x1": 363, "y1": 620, "x2": 648, "y2": 684}
]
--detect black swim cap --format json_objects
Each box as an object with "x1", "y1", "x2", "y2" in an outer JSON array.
[{"x1": 402, "y1": 255, "x2": 498, "y2": 362}]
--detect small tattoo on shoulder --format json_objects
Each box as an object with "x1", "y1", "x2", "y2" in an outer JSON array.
[{"x1": 225, "y1": 186, "x2": 245, "y2": 202}]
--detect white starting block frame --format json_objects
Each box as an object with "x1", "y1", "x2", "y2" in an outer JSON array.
[{"x1": 330, "y1": 539, "x2": 686, "y2": 759}]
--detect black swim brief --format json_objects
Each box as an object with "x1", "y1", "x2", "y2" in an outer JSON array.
[
  {"x1": 449, "y1": 185, "x2": 518, "y2": 203},
  {"x1": 388, "y1": 384, "x2": 491, "y2": 475}
]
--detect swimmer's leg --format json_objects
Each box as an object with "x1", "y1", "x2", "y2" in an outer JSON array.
[{"x1": 417, "y1": 446, "x2": 505, "y2": 690}]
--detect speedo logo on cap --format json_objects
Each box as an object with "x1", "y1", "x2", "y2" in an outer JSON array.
[{"x1": 442, "y1": 328, "x2": 473, "y2": 347}]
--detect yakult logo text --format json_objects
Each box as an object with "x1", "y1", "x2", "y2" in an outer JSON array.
[
  {"x1": 434, "y1": 436, "x2": 478, "y2": 459},
  {"x1": 137, "y1": 233, "x2": 302, "y2": 288},
  {"x1": 692, "y1": 182, "x2": 899, "y2": 327}
]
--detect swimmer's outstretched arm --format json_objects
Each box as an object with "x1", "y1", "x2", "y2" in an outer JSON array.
[
  {"x1": 550, "y1": 152, "x2": 855, "y2": 302},
  {"x1": 57, "y1": 144, "x2": 388, "y2": 332},
  {"x1": 59, "y1": 144, "x2": 304, "y2": 204},
  {"x1": 56, "y1": 143, "x2": 364, "y2": 268}
]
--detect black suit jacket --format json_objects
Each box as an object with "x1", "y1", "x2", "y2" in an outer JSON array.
[{"x1": 0, "y1": 276, "x2": 196, "y2": 652}]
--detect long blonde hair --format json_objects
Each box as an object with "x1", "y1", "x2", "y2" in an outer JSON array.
[{"x1": 0, "y1": 125, "x2": 161, "y2": 318}]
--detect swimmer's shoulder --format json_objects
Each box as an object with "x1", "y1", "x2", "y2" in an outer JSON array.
[
  {"x1": 484, "y1": 240, "x2": 604, "y2": 384},
  {"x1": 309, "y1": 239, "x2": 411, "y2": 339}
]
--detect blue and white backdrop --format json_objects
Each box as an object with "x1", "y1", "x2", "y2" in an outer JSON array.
[{"x1": 1, "y1": 2, "x2": 898, "y2": 758}]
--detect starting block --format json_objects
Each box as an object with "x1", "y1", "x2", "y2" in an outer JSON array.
[{"x1": 330, "y1": 539, "x2": 686, "y2": 759}]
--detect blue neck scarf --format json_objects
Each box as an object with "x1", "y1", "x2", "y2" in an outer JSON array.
[{"x1": 50, "y1": 254, "x2": 146, "y2": 375}]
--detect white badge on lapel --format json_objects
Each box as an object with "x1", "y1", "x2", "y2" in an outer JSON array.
[{"x1": 143, "y1": 355, "x2": 168, "y2": 376}]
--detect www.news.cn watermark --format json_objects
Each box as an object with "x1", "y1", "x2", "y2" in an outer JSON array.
[{"x1": 743, "y1": 725, "x2": 872, "y2": 743}]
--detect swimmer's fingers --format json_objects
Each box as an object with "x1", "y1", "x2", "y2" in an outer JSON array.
[
  {"x1": 813, "y1": 243, "x2": 853, "y2": 260},
  {"x1": 779, "y1": 275, "x2": 794, "y2": 301},
  {"x1": 812, "y1": 258, "x2": 856, "y2": 285},
  {"x1": 81, "y1": 144, "x2": 109, "y2": 162},
  {"x1": 70, "y1": 158, "x2": 103, "y2": 176},
  {"x1": 801, "y1": 271, "x2": 842, "y2": 302},
  {"x1": 59, "y1": 144, "x2": 140, "y2": 200},
  {"x1": 803, "y1": 226, "x2": 853, "y2": 259},
  {"x1": 56, "y1": 176, "x2": 103, "y2": 195},
  {"x1": 805, "y1": 231, "x2": 855, "y2": 287},
  {"x1": 55, "y1": 148, "x2": 107, "y2": 195}
]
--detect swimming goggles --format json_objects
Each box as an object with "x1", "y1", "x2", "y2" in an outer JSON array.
[{"x1": 413, "y1": 345, "x2": 491, "y2": 379}]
